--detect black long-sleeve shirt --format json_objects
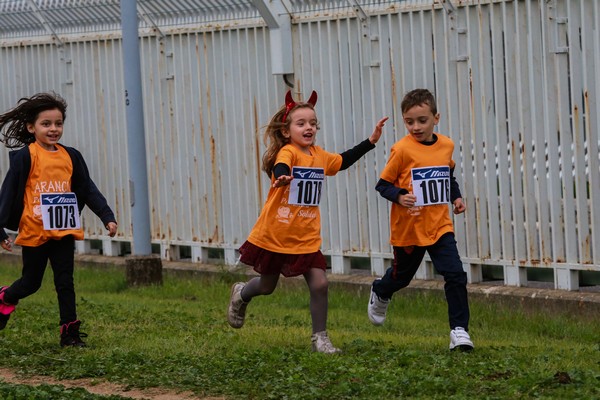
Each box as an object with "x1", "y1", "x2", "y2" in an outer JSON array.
[
  {"x1": 272, "y1": 138, "x2": 375, "y2": 178},
  {"x1": 375, "y1": 170, "x2": 462, "y2": 204}
]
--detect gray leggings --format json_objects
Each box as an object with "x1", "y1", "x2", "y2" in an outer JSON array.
[{"x1": 241, "y1": 267, "x2": 330, "y2": 333}]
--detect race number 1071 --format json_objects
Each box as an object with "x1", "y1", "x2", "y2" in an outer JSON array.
[{"x1": 294, "y1": 180, "x2": 323, "y2": 206}]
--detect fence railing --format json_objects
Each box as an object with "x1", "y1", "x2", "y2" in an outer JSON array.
[{"x1": 0, "y1": 0, "x2": 597, "y2": 291}]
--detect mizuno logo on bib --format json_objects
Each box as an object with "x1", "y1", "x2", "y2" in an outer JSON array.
[
  {"x1": 40, "y1": 192, "x2": 81, "y2": 230},
  {"x1": 411, "y1": 166, "x2": 450, "y2": 206},
  {"x1": 288, "y1": 167, "x2": 324, "y2": 206}
]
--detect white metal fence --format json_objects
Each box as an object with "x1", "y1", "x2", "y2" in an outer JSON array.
[{"x1": 0, "y1": 0, "x2": 598, "y2": 291}]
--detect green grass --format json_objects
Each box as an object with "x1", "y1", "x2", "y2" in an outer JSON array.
[{"x1": 0, "y1": 262, "x2": 598, "y2": 399}]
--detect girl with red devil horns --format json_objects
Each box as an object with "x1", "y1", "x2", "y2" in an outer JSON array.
[{"x1": 228, "y1": 90, "x2": 388, "y2": 353}]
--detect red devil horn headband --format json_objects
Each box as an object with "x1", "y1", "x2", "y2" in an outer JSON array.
[{"x1": 282, "y1": 90, "x2": 318, "y2": 122}]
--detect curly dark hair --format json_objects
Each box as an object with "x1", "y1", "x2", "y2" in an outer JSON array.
[{"x1": 0, "y1": 92, "x2": 67, "y2": 148}]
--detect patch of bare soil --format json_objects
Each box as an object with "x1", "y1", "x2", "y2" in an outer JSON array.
[{"x1": 0, "y1": 368, "x2": 225, "y2": 400}]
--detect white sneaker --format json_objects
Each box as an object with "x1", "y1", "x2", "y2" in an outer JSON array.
[
  {"x1": 311, "y1": 331, "x2": 341, "y2": 354},
  {"x1": 227, "y1": 282, "x2": 248, "y2": 329},
  {"x1": 449, "y1": 327, "x2": 474, "y2": 351},
  {"x1": 368, "y1": 284, "x2": 390, "y2": 326}
]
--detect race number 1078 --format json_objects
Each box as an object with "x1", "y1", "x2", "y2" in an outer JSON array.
[
  {"x1": 411, "y1": 166, "x2": 451, "y2": 207},
  {"x1": 418, "y1": 179, "x2": 450, "y2": 205}
]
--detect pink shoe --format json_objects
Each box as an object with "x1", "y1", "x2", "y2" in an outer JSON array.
[{"x1": 0, "y1": 286, "x2": 16, "y2": 330}]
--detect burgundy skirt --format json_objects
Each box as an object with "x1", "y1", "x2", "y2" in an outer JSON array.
[{"x1": 238, "y1": 241, "x2": 327, "y2": 277}]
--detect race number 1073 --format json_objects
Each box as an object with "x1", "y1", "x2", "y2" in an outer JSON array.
[
  {"x1": 40, "y1": 193, "x2": 81, "y2": 230},
  {"x1": 46, "y1": 204, "x2": 78, "y2": 229}
]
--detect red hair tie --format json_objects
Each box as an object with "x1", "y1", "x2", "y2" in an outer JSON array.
[{"x1": 282, "y1": 90, "x2": 318, "y2": 122}]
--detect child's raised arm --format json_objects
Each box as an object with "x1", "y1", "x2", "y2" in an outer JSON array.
[{"x1": 369, "y1": 117, "x2": 389, "y2": 144}]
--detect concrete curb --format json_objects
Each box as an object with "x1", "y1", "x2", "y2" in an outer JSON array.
[{"x1": 1, "y1": 252, "x2": 598, "y2": 317}]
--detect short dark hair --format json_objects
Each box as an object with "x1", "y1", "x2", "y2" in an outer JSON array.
[{"x1": 401, "y1": 88, "x2": 437, "y2": 115}]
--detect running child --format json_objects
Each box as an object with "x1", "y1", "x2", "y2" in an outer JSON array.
[
  {"x1": 228, "y1": 90, "x2": 388, "y2": 353},
  {"x1": 368, "y1": 88, "x2": 473, "y2": 351},
  {"x1": 0, "y1": 92, "x2": 118, "y2": 347}
]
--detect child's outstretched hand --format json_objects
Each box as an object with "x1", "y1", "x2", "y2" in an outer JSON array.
[
  {"x1": 453, "y1": 198, "x2": 466, "y2": 214},
  {"x1": 399, "y1": 193, "x2": 417, "y2": 208},
  {"x1": 106, "y1": 222, "x2": 118, "y2": 237},
  {"x1": 273, "y1": 175, "x2": 293, "y2": 188},
  {"x1": 369, "y1": 117, "x2": 389, "y2": 144},
  {"x1": 1, "y1": 238, "x2": 12, "y2": 252}
]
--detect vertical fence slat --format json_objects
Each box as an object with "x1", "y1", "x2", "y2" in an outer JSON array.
[
  {"x1": 588, "y1": 0, "x2": 600, "y2": 265},
  {"x1": 467, "y1": 3, "x2": 491, "y2": 262},
  {"x1": 0, "y1": 0, "x2": 597, "y2": 290},
  {"x1": 568, "y1": 0, "x2": 592, "y2": 265},
  {"x1": 527, "y1": 0, "x2": 552, "y2": 264}
]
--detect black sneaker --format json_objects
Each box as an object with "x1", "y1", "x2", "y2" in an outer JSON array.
[
  {"x1": 60, "y1": 320, "x2": 88, "y2": 347},
  {"x1": 0, "y1": 313, "x2": 9, "y2": 330}
]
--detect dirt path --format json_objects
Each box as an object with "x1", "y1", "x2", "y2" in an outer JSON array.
[{"x1": 0, "y1": 368, "x2": 225, "y2": 400}]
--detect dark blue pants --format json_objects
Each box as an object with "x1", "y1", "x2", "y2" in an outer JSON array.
[
  {"x1": 373, "y1": 232, "x2": 470, "y2": 330},
  {"x1": 4, "y1": 236, "x2": 77, "y2": 325}
]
